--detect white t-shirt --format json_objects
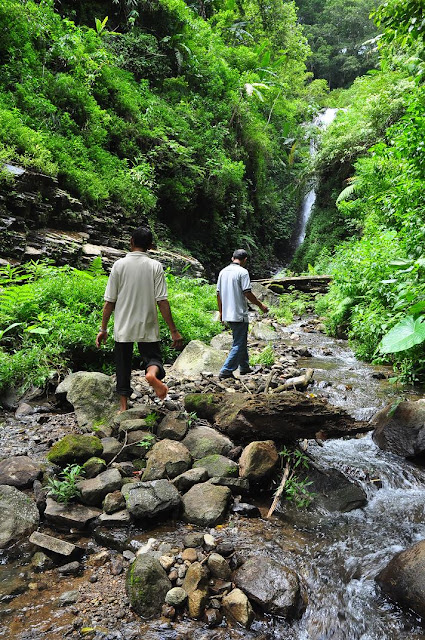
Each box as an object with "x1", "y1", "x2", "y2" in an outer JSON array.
[
  {"x1": 217, "y1": 263, "x2": 251, "y2": 322},
  {"x1": 104, "y1": 252, "x2": 167, "y2": 342}
]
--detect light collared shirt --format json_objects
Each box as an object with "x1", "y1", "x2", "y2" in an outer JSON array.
[
  {"x1": 217, "y1": 262, "x2": 251, "y2": 322},
  {"x1": 104, "y1": 251, "x2": 167, "y2": 342}
]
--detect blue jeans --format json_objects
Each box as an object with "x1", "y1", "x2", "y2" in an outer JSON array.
[{"x1": 220, "y1": 321, "x2": 250, "y2": 374}]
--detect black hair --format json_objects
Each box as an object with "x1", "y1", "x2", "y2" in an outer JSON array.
[
  {"x1": 131, "y1": 226, "x2": 153, "y2": 250},
  {"x1": 232, "y1": 249, "x2": 248, "y2": 261}
]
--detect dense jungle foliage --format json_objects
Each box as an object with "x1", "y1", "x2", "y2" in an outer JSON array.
[
  {"x1": 0, "y1": 0, "x2": 327, "y2": 275},
  {"x1": 299, "y1": 0, "x2": 425, "y2": 384}
]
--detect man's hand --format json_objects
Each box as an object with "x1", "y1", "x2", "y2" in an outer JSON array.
[
  {"x1": 96, "y1": 330, "x2": 108, "y2": 348},
  {"x1": 171, "y1": 329, "x2": 184, "y2": 350},
  {"x1": 260, "y1": 302, "x2": 269, "y2": 314}
]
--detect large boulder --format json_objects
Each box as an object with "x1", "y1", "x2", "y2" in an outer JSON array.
[
  {"x1": 122, "y1": 480, "x2": 181, "y2": 521},
  {"x1": 55, "y1": 371, "x2": 118, "y2": 429},
  {"x1": 44, "y1": 497, "x2": 101, "y2": 529},
  {"x1": 0, "y1": 456, "x2": 42, "y2": 488},
  {"x1": 126, "y1": 552, "x2": 172, "y2": 617},
  {"x1": 0, "y1": 485, "x2": 40, "y2": 548},
  {"x1": 182, "y1": 425, "x2": 234, "y2": 460},
  {"x1": 170, "y1": 340, "x2": 226, "y2": 378},
  {"x1": 234, "y1": 556, "x2": 306, "y2": 619},
  {"x1": 182, "y1": 482, "x2": 231, "y2": 526},
  {"x1": 47, "y1": 434, "x2": 103, "y2": 466},
  {"x1": 193, "y1": 455, "x2": 238, "y2": 479},
  {"x1": 376, "y1": 539, "x2": 425, "y2": 618},
  {"x1": 77, "y1": 468, "x2": 123, "y2": 506},
  {"x1": 142, "y1": 439, "x2": 192, "y2": 481},
  {"x1": 184, "y1": 392, "x2": 367, "y2": 443},
  {"x1": 372, "y1": 400, "x2": 425, "y2": 459},
  {"x1": 239, "y1": 441, "x2": 279, "y2": 480}
]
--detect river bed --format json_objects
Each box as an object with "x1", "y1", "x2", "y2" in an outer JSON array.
[{"x1": 1, "y1": 319, "x2": 425, "y2": 639}]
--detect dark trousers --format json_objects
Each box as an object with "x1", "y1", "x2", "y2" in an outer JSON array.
[{"x1": 115, "y1": 341, "x2": 165, "y2": 398}]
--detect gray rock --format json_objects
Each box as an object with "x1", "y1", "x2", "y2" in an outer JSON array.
[
  {"x1": 222, "y1": 588, "x2": 254, "y2": 628},
  {"x1": 172, "y1": 468, "x2": 209, "y2": 493},
  {"x1": 193, "y1": 455, "x2": 238, "y2": 479},
  {"x1": 210, "y1": 333, "x2": 233, "y2": 351},
  {"x1": 0, "y1": 485, "x2": 40, "y2": 548},
  {"x1": 239, "y1": 441, "x2": 279, "y2": 480},
  {"x1": 157, "y1": 412, "x2": 188, "y2": 441},
  {"x1": 103, "y1": 490, "x2": 126, "y2": 514},
  {"x1": 47, "y1": 434, "x2": 103, "y2": 466},
  {"x1": 57, "y1": 561, "x2": 82, "y2": 576},
  {"x1": 250, "y1": 321, "x2": 279, "y2": 341},
  {"x1": 234, "y1": 556, "x2": 306, "y2": 619},
  {"x1": 57, "y1": 590, "x2": 80, "y2": 606},
  {"x1": 29, "y1": 532, "x2": 78, "y2": 557},
  {"x1": 142, "y1": 439, "x2": 192, "y2": 481},
  {"x1": 231, "y1": 502, "x2": 261, "y2": 517},
  {"x1": 31, "y1": 551, "x2": 55, "y2": 572},
  {"x1": 182, "y1": 482, "x2": 231, "y2": 526},
  {"x1": 44, "y1": 497, "x2": 101, "y2": 529},
  {"x1": 98, "y1": 510, "x2": 131, "y2": 526},
  {"x1": 165, "y1": 586, "x2": 188, "y2": 607},
  {"x1": 123, "y1": 480, "x2": 181, "y2": 521},
  {"x1": 182, "y1": 425, "x2": 234, "y2": 460},
  {"x1": 56, "y1": 371, "x2": 118, "y2": 429},
  {"x1": 0, "y1": 456, "x2": 42, "y2": 488},
  {"x1": 126, "y1": 553, "x2": 172, "y2": 617},
  {"x1": 376, "y1": 538, "x2": 425, "y2": 618},
  {"x1": 209, "y1": 477, "x2": 250, "y2": 494},
  {"x1": 114, "y1": 406, "x2": 159, "y2": 425},
  {"x1": 183, "y1": 532, "x2": 205, "y2": 548},
  {"x1": 119, "y1": 419, "x2": 150, "y2": 434},
  {"x1": 171, "y1": 340, "x2": 227, "y2": 379},
  {"x1": 100, "y1": 437, "x2": 122, "y2": 463},
  {"x1": 372, "y1": 399, "x2": 425, "y2": 459},
  {"x1": 207, "y1": 553, "x2": 231, "y2": 580},
  {"x1": 78, "y1": 468, "x2": 122, "y2": 506}
]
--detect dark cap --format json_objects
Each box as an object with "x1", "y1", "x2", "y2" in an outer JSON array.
[{"x1": 232, "y1": 249, "x2": 248, "y2": 260}]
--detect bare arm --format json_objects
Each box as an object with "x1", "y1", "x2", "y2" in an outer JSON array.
[
  {"x1": 244, "y1": 290, "x2": 269, "y2": 313},
  {"x1": 96, "y1": 301, "x2": 115, "y2": 347},
  {"x1": 157, "y1": 299, "x2": 183, "y2": 349},
  {"x1": 217, "y1": 292, "x2": 223, "y2": 323}
]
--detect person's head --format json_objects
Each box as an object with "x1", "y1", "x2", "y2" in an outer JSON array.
[
  {"x1": 232, "y1": 249, "x2": 248, "y2": 265},
  {"x1": 131, "y1": 226, "x2": 153, "y2": 251}
]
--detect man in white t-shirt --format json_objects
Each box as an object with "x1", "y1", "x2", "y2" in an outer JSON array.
[
  {"x1": 216, "y1": 249, "x2": 268, "y2": 380},
  {"x1": 96, "y1": 226, "x2": 183, "y2": 411}
]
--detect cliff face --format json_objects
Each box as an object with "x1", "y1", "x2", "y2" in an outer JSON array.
[{"x1": 0, "y1": 165, "x2": 204, "y2": 277}]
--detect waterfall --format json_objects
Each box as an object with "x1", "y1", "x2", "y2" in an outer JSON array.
[{"x1": 289, "y1": 107, "x2": 338, "y2": 258}]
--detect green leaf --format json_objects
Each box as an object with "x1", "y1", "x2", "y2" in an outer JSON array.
[
  {"x1": 408, "y1": 300, "x2": 425, "y2": 315},
  {"x1": 380, "y1": 316, "x2": 425, "y2": 354}
]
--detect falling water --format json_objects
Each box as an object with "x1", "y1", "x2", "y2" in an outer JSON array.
[{"x1": 289, "y1": 108, "x2": 338, "y2": 255}]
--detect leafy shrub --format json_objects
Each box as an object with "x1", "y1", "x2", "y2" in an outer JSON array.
[
  {"x1": 250, "y1": 345, "x2": 275, "y2": 366},
  {"x1": 47, "y1": 464, "x2": 85, "y2": 504}
]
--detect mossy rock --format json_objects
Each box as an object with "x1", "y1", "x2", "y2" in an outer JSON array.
[
  {"x1": 47, "y1": 435, "x2": 103, "y2": 466},
  {"x1": 193, "y1": 454, "x2": 238, "y2": 478},
  {"x1": 184, "y1": 394, "x2": 220, "y2": 421},
  {"x1": 82, "y1": 457, "x2": 107, "y2": 479},
  {"x1": 126, "y1": 553, "x2": 172, "y2": 617}
]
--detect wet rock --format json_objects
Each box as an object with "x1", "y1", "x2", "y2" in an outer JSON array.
[
  {"x1": 142, "y1": 439, "x2": 192, "y2": 481},
  {"x1": 156, "y1": 412, "x2": 188, "y2": 441},
  {"x1": 182, "y1": 425, "x2": 234, "y2": 460},
  {"x1": 372, "y1": 400, "x2": 425, "y2": 459},
  {"x1": 234, "y1": 556, "x2": 306, "y2": 619},
  {"x1": 215, "y1": 541, "x2": 234, "y2": 557},
  {"x1": 207, "y1": 553, "x2": 231, "y2": 580},
  {"x1": 182, "y1": 482, "x2": 231, "y2": 526},
  {"x1": 82, "y1": 457, "x2": 107, "y2": 479},
  {"x1": 0, "y1": 456, "x2": 42, "y2": 488},
  {"x1": 122, "y1": 479, "x2": 181, "y2": 521},
  {"x1": 29, "y1": 532, "x2": 80, "y2": 558},
  {"x1": 239, "y1": 441, "x2": 279, "y2": 480},
  {"x1": 165, "y1": 586, "x2": 187, "y2": 607},
  {"x1": 222, "y1": 588, "x2": 254, "y2": 628},
  {"x1": 44, "y1": 497, "x2": 101, "y2": 529},
  {"x1": 111, "y1": 555, "x2": 124, "y2": 575},
  {"x1": 172, "y1": 467, "x2": 209, "y2": 492},
  {"x1": 182, "y1": 561, "x2": 209, "y2": 619},
  {"x1": 193, "y1": 454, "x2": 238, "y2": 478},
  {"x1": 31, "y1": 551, "x2": 55, "y2": 572},
  {"x1": 0, "y1": 485, "x2": 40, "y2": 548},
  {"x1": 93, "y1": 527, "x2": 131, "y2": 551},
  {"x1": 57, "y1": 561, "x2": 82, "y2": 576},
  {"x1": 78, "y1": 468, "x2": 123, "y2": 506},
  {"x1": 55, "y1": 371, "x2": 118, "y2": 429},
  {"x1": 126, "y1": 553, "x2": 172, "y2": 617},
  {"x1": 103, "y1": 490, "x2": 126, "y2": 514},
  {"x1": 204, "y1": 607, "x2": 223, "y2": 627},
  {"x1": 209, "y1": 477, "x2": 250, "y2": 494},
  {"x1": 231, "y1": 502, "x2": 261, "y2": 517},
  {"x1": 170, "y1": 340, "x2": 227, "y2": 379},
  {"x1": 184, "y1": 391, "x2": 366, "y2": 442},
  {"x1": 98, "y1": 509, "x2": 131, "y2": 526},
  {"x1": 376, "y1": 539, "x2": 425, "y2": 618},
  {"x1": 161, "y1": 603, "x2": 176, "y2": 619},
  {"x1": 47, "y1": 434, "x2": 103, "y2": 466},
  {"x1": 307, "y1": 464, "x2": 367, "y2": 513}
]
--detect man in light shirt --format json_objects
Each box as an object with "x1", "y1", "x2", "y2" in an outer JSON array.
[
  {"x1": 96, "y1": 226, "x2": 183, "y2": 411},
  {"x1": 216, "y1": 249, "x2": 268, "y2": 380}
]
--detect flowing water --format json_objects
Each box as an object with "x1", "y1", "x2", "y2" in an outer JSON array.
[{"x1": 1, "y1": 320, "x2": 425, "y2": 639}]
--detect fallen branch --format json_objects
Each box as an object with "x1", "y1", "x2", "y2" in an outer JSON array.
[
  {"x1": 271, "y1": 368, "x2": 314, "y2": 393},
  {"x1": 267, "y1": 461, "x2": 291, "y2": 519},
  {"x1": 264, "y1": 370, "x2": 275, "y2": 394}
]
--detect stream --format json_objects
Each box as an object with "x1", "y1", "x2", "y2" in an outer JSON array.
[{"x1": 1, "y1": 318, "x2": 425, "y2": 639}]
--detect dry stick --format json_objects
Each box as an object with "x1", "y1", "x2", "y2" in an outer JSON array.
[
  {"x1": 201, "y1": 372, "x2": 227, "y2": 392},
  {"x1": 267, "y1": 461, "x2": 291, "y2": 519},
  {"x1": 264, "y1": 370, "x2": 275, "y2": 394},
  {"x1": 107, "y1": 430, "x2": 128, "y2": 467},
  {"x1": 271, "y1": 368, "x2": 314, "y2": 394},
  {"x1": 239, "y1": 377, "x2": 253, "y2": 395}
]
